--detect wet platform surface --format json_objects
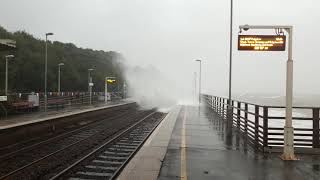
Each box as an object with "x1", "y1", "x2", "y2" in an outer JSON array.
[
  {"x1": 0, "y1": 101, "x2": 132, "y2": 130},
  {"x1": 158, "y1": 105, "x2": 320, "y2": 180}
]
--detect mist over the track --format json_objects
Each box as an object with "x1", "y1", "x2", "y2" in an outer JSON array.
[{"x1": 124, "y1": 64, "x2": 197, "y2": 111}]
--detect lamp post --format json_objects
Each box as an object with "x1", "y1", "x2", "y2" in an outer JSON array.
[
  {"x1": 239, "y1": 24, "x2": 296, "y2": 160},
  {"x1": 45, "y1": 32, "x2": 54, "y2": 112},
  {"x1": 195, "y1": 60, "x2": 202, "y2": 106},
  {"x1": 226, "y1": 0, "x2": 234, "y2": 146},
  {"x1": 88, "y1": 68, "x2": 94, "y2": 105},
  {"x1": 228, "y1": 0, "x2": 234, "y2": 122},
  {"x1": 58, "y1": 63, "x2": 64, "y2": 95},
  {"x1": 5, "y1": 55, "x2": 14, "y2": 95}
]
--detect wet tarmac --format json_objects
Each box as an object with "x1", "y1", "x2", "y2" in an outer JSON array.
[{"x1": 158, "y1": 105, "x2": 320, "y2": 180}]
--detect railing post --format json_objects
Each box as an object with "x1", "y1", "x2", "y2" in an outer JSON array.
[
  {"x1": 255, "y1": 105, "x2": 260, "y2": 149},
  {"x1": 211, "y1": 96, "x2": 214, "y2": 109},
  {"x1": 217, "y1": 97, "x2": 220, "y2": 115},
  {"x1": 221, "y1": 98, "x2": 224, "y2": 119},
  {"x1": 312, "y1": 108, "x2": 320, "y2": 148},
  {"x1": 244, "y1": 103, "x2": 248, "y2": 134},
  {"x1": 82, "y1": 94, "x2": 84, "y2": 104},
  {"x1": 212, "y1": 96, "x2": 215, "y2": 111},
  {"x1": 220, "y1": 98, "x2": 223, "y2": 117},
  {"x1": 216, "y1": 97, "x2": 219, "y2": 114},
  {"x1": 231, "y1": 100, "x2": 234, "y2": 122},
  {"x1": 237, "y1": 102, "x2": 241, "y2": 129},
  {"x1": 225, "y1": 98, "x2": 228, "y2": 119},
  {"x1": 217, "y1": 97, "x2": 220, "y2": 113},
  {"x1": 225, "y1": 98, "x2": 228, "y2": 118},
  {"x1": 263, "y1": 106, "x2": 269, "y2": 151},
  {"x1": 214, "y1": 96, "x2": 217, "y2": 111},
  {"x1": 222, "y1": 98, "x2": 225, "y2": 118}
]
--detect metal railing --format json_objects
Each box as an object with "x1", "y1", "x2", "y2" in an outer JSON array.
[
  {"x1": 39, "y1": 92, "x2": 102, "y2": 109},
  {"x1": 203, "y1": 94, "x2": 320, "y2": 153}
]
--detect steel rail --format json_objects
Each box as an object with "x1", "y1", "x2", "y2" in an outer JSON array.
[
  {"x1": 110, "y1": 113, "x2": 166, "y2": 179},
  {"x1": 0, "y1": 109, "x2": 145, "y2": 180},
  {"x1": 50, "y1": 112, "x2": 165, "y2": 180},
  {"x1": 0, "y1": 107, "x2": 132, "y2": 160}
]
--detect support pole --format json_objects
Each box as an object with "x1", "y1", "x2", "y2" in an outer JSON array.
[
  {"x1": 105, "y1": 77, "x2": 108, "y2": 102},
  {"x1": 5, "y1": 57, "x2": 8, "y2": 95},
  {"x1": 199, "y1": 61, "x2": 201, "y2": 106},
  {"x1": 226, "y1": 0, "x2": 234, "y2": 145},
  {"x1": 45, "y1": 36, "x2": 48, "y2": 112},
  {"x1": 281, "y1": 27, "x2": 297, "y2": 160},
  {"x1": 89, "y1": 76, "x2": 92, "y2": 105},
  {"x1": 312, "y1": 108, "x2": 320, "y2": 148},
  {"x1": 88, "y1": 71, "x2": 90, "y2": 92},
  {"x1": 58, "y1": 65, "x2": 61, "y2": 94}
]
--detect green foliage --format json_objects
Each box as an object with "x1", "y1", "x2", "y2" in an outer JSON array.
[{"x1": 0, "y1": 26, "x2": 125, "y2": 93}]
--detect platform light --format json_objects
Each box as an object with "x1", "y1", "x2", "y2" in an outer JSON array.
[{"x1": 44, "y1": 32, "x2": 54, "y2": 112}]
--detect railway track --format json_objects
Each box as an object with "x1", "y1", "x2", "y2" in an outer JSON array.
[
  {"x1": 0, "y1": 106, "x2": 133, "y2": 160},
  {"x1": 0, "y1": 107, "x2": 157, "y2": 179},
  {"x1": 0, "y1": 104, "x2": 135, "y2": 154},
  {"x1": 51, "y1": 112, "x2": 166, "y2": 180}
]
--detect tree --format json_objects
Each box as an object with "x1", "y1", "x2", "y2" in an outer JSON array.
[{"x1": 0, "y1": 26, "x2": 125, "y2": 94}]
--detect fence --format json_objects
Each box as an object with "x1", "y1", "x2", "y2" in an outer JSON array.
[
  {"x1": 0, "y1": 92, "x2": 106, "y2": 115},
  {"x1": 39, "y1": 92, "x2": 103, "y2": 110},
  {"x1": 203, "y1": 94, "x2": 320, "y2": 153}
]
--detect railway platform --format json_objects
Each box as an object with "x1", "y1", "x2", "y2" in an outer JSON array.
[
  {"x1": 0, "y1": 100, "x2": 136, "y2": 148},
  {"x1": 118, "y1": 105, "x2": 320, "y2": 180},
  {"x1": 0, "y1": 100, "x2": 132, "y2": 130}
]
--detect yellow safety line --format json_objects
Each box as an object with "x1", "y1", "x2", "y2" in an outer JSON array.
[{"x1": 180, "y1": 106, "x2": 187, "y2": 180}]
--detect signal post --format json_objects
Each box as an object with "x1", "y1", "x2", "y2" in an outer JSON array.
[{"x1": 105, "y1": 77, "x2": 116, "y2": 102}]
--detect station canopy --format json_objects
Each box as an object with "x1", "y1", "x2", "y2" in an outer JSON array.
[{"x1": 0, "y1": 39, "x2": 16, "y2": 51}]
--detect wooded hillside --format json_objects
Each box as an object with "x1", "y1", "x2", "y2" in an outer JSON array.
[{"x1": 0, "y1": 26, "x2": 125, "y2": 93}]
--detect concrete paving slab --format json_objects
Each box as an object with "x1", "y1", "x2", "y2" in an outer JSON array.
[
  {"x1": 121, "y1": 170, "x2": 159, "y2": 180},
  {"x1": 158, "y1": 105, "x2": 320, "y2": 180}
]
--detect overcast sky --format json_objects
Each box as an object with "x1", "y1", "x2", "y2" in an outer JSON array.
[{"x1": 0, "y1": 0, "x2": 319, "y2": 100}]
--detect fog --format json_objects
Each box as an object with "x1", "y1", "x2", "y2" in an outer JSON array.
[
  {"x1": 1, "y1": 0, "x2": 320, "y2": 108},
  {"x1": 124, "y1": 65, "x2": 182, "y2": 110}
]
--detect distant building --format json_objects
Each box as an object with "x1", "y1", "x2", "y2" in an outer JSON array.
[{"x1": 0, "y1": 39, "x2": 16, "y2": 51}]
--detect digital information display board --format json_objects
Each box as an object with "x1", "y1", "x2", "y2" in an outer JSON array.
[{"x1": 238, "y1": 35, "x2": 286, "y2": 51}]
